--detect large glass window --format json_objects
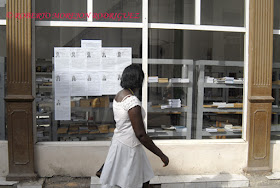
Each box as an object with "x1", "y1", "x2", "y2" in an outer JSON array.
[
  {"x1": 0, "y1": 0, "x2": 6, "y2": 19},
  {"x1": 272, "y1": 35, "x2": 280, "y2": 140},
  {"x1": 34, "y1": 0, "x2": 246, "y2": 141},
  {"x1": 274, "y1": 0, "x2": 280, "y2": 29},
  {"x1": 35, "y1": 0, "x2": 87, "y2": 21},
  {"x1": 148, "y1": 29, "x2": 244, "y2": 139},
  {"x1": 201, "y1": 0, "x2": 245, "y2": 27},
  {"x1": 0, "y1": 26, "x2": 6, "y2": 140},
  {"x1": 35, "y1": 27, "x2": 141, "y2": 141},
  {"x1": 92, "y1": 0, "x2": 142, "y2": 22},
  {"x1": 149, "y1": 0, "x2": 194, "y2": 24}
]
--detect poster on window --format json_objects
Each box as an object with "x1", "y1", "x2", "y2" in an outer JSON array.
[
  {"x1": 55, "y1": 96, "x2": 71, "y2": 120},
  {"x1": 53, "y1": 42, "x2": 133, "y2": 120},
  {"x1": 54, "y1": 48, "x2": 70, "y2": 72}
]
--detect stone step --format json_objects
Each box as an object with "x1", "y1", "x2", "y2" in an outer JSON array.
[
  {"x1": 0, "y1": 177, "x2": 44, "y2": 188},
  {"x1": 91, "y1": 174, "x2": 249, "y2": 188},
  {"x1": 16, "y1": 179, "x2": 44, "y2": 188},
  {"x1": 0, "y1": 177, "x2": 18, "y2": 188}
]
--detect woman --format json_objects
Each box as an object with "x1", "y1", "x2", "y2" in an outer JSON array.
[{"x1": 100, "y1": 64, "x2": 169, "y2": 188}]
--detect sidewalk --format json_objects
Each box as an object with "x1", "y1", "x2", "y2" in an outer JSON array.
[{"x1": 1, "y1": 172, "x2": 280, "y2": 188}]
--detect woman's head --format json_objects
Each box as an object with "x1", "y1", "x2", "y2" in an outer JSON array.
[{"x1": 120, "y1": 64, "x2": 144, "y2": 90}]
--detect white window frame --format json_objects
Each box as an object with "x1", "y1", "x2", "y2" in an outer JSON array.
[{"x1": 33, "y1": 0, "x2": 249, "y2": 141}]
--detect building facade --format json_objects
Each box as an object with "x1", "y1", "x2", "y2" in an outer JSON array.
[{"x1": 0, "y1": 0, "x2": 280, "y2": 180}]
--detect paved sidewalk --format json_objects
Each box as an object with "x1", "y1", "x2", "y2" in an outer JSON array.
[{"x1": 1, "y1": 172, "x2": 280, "y2": 187}]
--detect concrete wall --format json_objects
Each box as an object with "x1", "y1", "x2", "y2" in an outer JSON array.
[
  {"x1": 35, "y1": 140, "x2": 248, "y2": 177},
  {"x1": 0, "y1": 141, "x2": 8, "y2": 176},
  {"x1": 0, "y1": 140, "x2": 278, "y2": 177},
  {"x1": 270, "y1": 141, "x2": 280, "y2": 172}
]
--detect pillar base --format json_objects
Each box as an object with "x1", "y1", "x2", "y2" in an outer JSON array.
[
  {"x1": 6, "y1": 173, "x2": 37, "y2": 181},
  {"x1": 243, "y1": 166, "x2": 272, "y2": 174}
]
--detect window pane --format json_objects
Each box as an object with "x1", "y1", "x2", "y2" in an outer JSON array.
[
  {"x1": 93, "y1": 0, "x2": 142, "y2": 22},
  {"x1": 274, "y1": 0, "x2": 280, "y2": 29},
  {"x1": 35, "y1": 0, "x2": 87, "y2": 21},
  {"x1": 0, "y1": 26, "x2": 6, "y2": 140},
  {"x1": 201, "y1": 0, "x2": 245, "y2": 27},
  {"x1": 272, "y1": 34, "x2": 280, "y2": 140},
  {"x1": 149, "y1": 0, "x2": 194, "y2": 24},
  {"x1": 148, "y1": 29, "x2": 244, "y2": 140},
  {"x1": 35, "y1": 27, "x2": 141, "y2": 142},
  {"x1": 0, "y1": 0, "x2": 6, "y2": 19}
]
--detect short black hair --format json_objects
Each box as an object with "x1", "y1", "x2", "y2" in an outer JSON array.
[{"x1": 120, "y1": 64, "x2": 144, "y2": 89}]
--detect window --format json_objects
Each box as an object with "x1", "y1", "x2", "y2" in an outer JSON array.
[
  {"x1": 272, "y1": 35, "x2": 280, "y2": 140},
  {"x1": 36, "y1": 0, "x2": 87, "y2": 21},
  {"x1": 35, "y1": 27, "x2": 141, "y2": 141},
  {"x1": 148, "y1": 29, "x2": 244, "y2": 139},
  {"x1": 201, "y1": 0, "x2": 245, "y2": 27},
  {"x1": 34, "y1": 0, "x2": 247, "y2": 141},
  {"x1": 149, "y1": 0, "x2": 194, "y2": 24},
  {"x1": 0, "y1": 26, "x2": 6, "y2": 140},
  {"x1": 0, "y1": 0, "x2": 6, "y2": 19}
]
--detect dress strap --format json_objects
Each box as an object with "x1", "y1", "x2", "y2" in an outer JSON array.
[{"x1": 121, "y1": 94, "x2": 133, "y2": 102}]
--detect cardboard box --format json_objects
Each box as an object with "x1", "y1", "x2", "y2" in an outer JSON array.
[
  {"x1": 98, "y1": 124, "x2": 109, "y2": 133},
  {"x1": 109, "y1": 127, "x2": 115, "y2": 133},
  {"x1": 80, "y1": 99, "x2": 91, "y2": 107},
  {"x1": 99, "y1": 96, "x2": 109, "y2": 107},
  {"x1": 71, "y1": 101, "x2": 76, "y2": 107}
]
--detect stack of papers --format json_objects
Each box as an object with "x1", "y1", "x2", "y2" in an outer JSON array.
[
  {"x1": 161, "y1": 125, "x2": 176, "y2": 130},
  {"x1": 168, "y1": 99, "x2": 181, "y2": 108},
  {"x1": 205, "y1": 76, "x2": 214, "y2": 83},
  {"x1": 224, "y1": 77, "x2": 234, "y2": 84},
  {"x1": 233, "y1": 78, "x2": 243, "y2": 84},
  {"x1": 213, "y1": 102, "x2": 234, "y2": 108},
  {"x1": 148, "y1": 76, "x2": 158, "y2": 83},
  {"x1": 169, "y1": 78, "x2": 189, "y2": 83},
  {"x1": 206, "y1": 127, "x2": 218, "y2": 132}
]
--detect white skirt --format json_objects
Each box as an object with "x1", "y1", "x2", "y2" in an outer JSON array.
[{"x1": 100, "y1": 138, "x2": 154, "y2": 188}]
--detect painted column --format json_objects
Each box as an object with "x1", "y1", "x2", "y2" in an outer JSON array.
[
  {"x1": 245, "y1": 0, "x2": 274, "y2": 172},
  {"x1": 5, "y1": 0, "x2": 37, "y2": 180}
]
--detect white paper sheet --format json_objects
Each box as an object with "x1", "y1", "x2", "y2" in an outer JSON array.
[
  {"x1": 54, "y1": 48, "x2": 70, "y2": 71},
  {"x1": 115, "y1": 71, "x2": 123, "y2": 93},
  {"x1": 117, "y1": 48, "x2": 132, "y2": 71},
  {"x1": 101, "y1": 48, "x2": 118, "y2": 71},
  {"x1": 86, "y1": 48, "x2": 101, "y2": 71},
  {"x1": 54, "y1": 72, "x2": 70, "y2": 97},
  {"x1": 70, "y1": 71, "x2": 87, "y2": 96},
  {"x1": 87, "y1": 71, "x2": 102, "y2": 96},
  {"x1": 70, "y1": 48, "x2": 87, "y2": 72},
  {"x1": 55, "y1": 96, "x2": 71, "y2": 120},
  {"x1": 101, "y1": 71, "x2": 122, "y2": 95},
  {"x1": 81, "y1": 40, "x2": 102, "y2": 48}
]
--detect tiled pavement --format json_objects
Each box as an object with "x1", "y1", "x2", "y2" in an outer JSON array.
[
  {"x1": 90, "y1": 174, "x2": 249, "y2": 188},
  {"x1": 2, "y1": 172, "x2": 280, "y2": 187}
]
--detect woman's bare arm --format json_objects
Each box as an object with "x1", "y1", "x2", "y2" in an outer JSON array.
[{"x1": 128, "y1": 106, "x2": 169, "y2": 167}]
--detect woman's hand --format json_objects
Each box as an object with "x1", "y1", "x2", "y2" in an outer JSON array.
[{"x1": 160, "y1": 154, "x2": 169, "y2": 167}]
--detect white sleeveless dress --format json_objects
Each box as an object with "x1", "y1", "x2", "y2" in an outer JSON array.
[{"x1": 100, "y1": 95, "x2": 154, "y2": 188}]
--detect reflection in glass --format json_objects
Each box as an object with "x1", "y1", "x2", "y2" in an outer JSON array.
[
  {"x1": 274, "y1": 0, "x2": 280, "y2": 29},
  {"x1": 0, "y1": 0, "x2": 6, "y2": 19},
  {"x1": 201, "y1": 0, "x2": 244, "y2": 27},
  {"x1": 149, "y1": 0, "x2": 194, "y2": 24},
  {"x1": 93, "y1": 0, "x2": 142, "y2": 22},
  {"x1": 35, "y1": 0, "x2": 87, "y2": 21},
  {"x1": 272, "y1": 35, "x2": 280, "y2": 140},
  {"x1": 0, "y1": 26, "x2": 6, "y2": 140},
  {"x1": 149, "y1": 29, "x2": 244, "y2": 61},
  {"x1": 148, "y1": 29, "x2": 244, "y2": 140}
]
